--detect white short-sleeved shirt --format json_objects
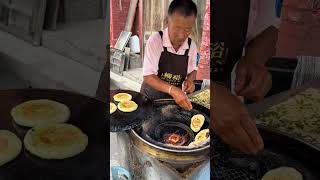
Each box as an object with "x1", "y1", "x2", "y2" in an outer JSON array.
[
  {"x1": 143, "y1": 28, "x2": 197, "y2": 76},
  {"x1": 247, "y1": 0, "x2": 280, "y2": 43}
]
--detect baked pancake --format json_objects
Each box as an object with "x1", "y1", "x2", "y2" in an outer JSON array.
[
  {"x1": 195, "y1": 129, "x2": 210, "y2": 142},
  {"x1": 262, "y1": 167, "x2": 303, "y2": 180},
  {"x1": 113, "y1": 93, "x2": 132, "y2": 102},
  {"x1": 190, "y1": 114, "x2": 205, "y2": 132},
  {"x1": 110, "y1": 102, "x2": 117, "y2": 114},
  {"x1": 11, "y1": 99, "x2": 70, "y2": 127},
  {"x1": 0, "y1": 130, "x2": 22, "y2": 166},
  {"x1": 24, "y1": 123, "x2": 88, "y2": 159},
  {"x1": 117, "y1": 101, "x2": 138, "y2": 113},
  {"x1": 188, "y1": 129, "x2": 210, "y2": 147}
]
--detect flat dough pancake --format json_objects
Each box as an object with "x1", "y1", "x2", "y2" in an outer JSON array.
[
  {"x1": 195, "y1": 129, "x2": 210, "y2": 142},
  {"x1": 117, "y1": 101, "x2": 138, "y2": 113},
  {"x1": 24, "y1": 123, "x2": 88, "y2": 159},
  {"x1": 0, "y1": 130, "x2": 22, "y2": 166},
  {"x1": 113, "y1": 93, "x2": 132, "y2": 102},
  {"x1": 262, "y1": 167, "x2": 303, "y2": 180},
  {"x1": 11, "y1": 99, "x2": 70, "y2": 127},
  {"x1": 188, "y1": 136, "x2": 210, "y2": 147},
  {"x1": 190, "y1": 114, "x2": 205, "y2": 132},
  {"x1": 110, "y1": 102, "x2": 117, "y2": 114}
]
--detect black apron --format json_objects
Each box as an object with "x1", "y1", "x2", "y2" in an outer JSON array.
[
  {"x1": 211, "y1": 0, "x2": 251, "y2": 89},
  {"x1": 140, "y1": 31, "x2": 191, "y2": 100}
]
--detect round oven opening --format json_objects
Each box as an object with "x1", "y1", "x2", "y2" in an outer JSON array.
[
  {"x1": 133, "y1": 102, "x2": 210, "y2": 151},
  {"x1": 129, "y1": 101, "x2": 211, "y2": 171},
  {"x1": 154, "y1": 122, "x2": 194, "y2": 146}
]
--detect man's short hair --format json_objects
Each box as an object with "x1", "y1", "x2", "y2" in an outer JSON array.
[{"x1": 168, "y1": 0, "x2": 197, "y2": 17}]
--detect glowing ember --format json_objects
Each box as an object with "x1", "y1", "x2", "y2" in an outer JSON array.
[
  {"x1": 163, "y1": 133, "x2": 189, "y2": 146},
  {"x1": 166, "y1": 133, "x2": 181, "y2": 144},
  {"x1": 154, "y1": 122, "x2": 193, "y2": 146}
]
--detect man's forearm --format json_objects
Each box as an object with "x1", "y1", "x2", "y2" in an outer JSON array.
[
  {"x1": 245, "y1": 26, "x2": 278, "y2": 65},
  {"x1": 186, "y1": 70, "x2": 197, "y2": 82},
  {"x1": 143, "y1": 75, "x2": 172, "y2": 94}
]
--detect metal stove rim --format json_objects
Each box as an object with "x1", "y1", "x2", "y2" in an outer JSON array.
[{"x1": 130, "y1": 129, "x2": 210, "y2": 153}]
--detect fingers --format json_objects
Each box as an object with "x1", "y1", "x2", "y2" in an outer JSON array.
[
  {"x1": 232, "y1": 125, "x2": 258, "y2": 154},
  {"x1": 186, "y1": 98, "x2": 193, "y2": 110},
  {"x1": 238, "y1": 71, "x2": 271, "y2": 102},
  {"x1": 178, "y1": 98, "x2": 192, "y2": 110},
  {"x1": 219, "y1": 130, "x2": 248, "y2": 153},
  {"x1": 216, "y1": 123, "x2": 262, "y2": 155},
  {"x1": 174, "y1": 90, "x2": 192, "y2": 110},
  {"x1": 240, "y1": 117, "x2": 264, "y2": 152},
  {"x1": 182, "y1": 82, "x2": 187, "y2": 92},
  {"x1": 234, "y1": 65, "x2": 248, "y2": 94},
  {"x1": 213, "y1": 117, "x2": 254, "y2": 154},
  {"x1": 212, "y1": 109, "x2": 263, "y2": 155},
  {"x1": 185, "y1": 85, "x2": 195, "y2": 93},
  {"x1": 238, "y1": 75, "x2": 263, "y2": 99},
  {"x1": 183, "y1": 81, "x2": 195, "y2": 93}
]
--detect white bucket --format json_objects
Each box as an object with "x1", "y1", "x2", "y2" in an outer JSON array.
[{"x1": 129, "y1": 35, "x2": 140, "y2": 53}]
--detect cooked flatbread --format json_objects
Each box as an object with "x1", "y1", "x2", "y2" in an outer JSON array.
[
  {"x1": 113, "y1": 93, "x2": 132, "y2": 102},
  {"x1": 0, "y1": 130, "x2": 22, "y2": 166},
  {"x1": 11, "y1": 99, "x2": 70, "y2": 127},
  {"x1": 190, "y1": 114, "x2": 205, "y2": 132},
  {"x1": 117, "y1": 101, "x2": 138, "y2": 113},
  {"x1": 262, "y1": 167, "x2": 303, "y2": 180},
  {"x1": 110, "y1": 102, "x2": 117, "y2": 114},
  {"x1": 24, "y1": 123, "x2": 88, "y2": 159},
  {"x1": 188, "y1": 136, "x2": 210, "y2": 147},
  {"x1": 195, "y1": 129, "x2": 210, "y2": 142}
]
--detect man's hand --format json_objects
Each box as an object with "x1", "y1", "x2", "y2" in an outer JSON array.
[
  {"x1": 212, "y1": 84, "x2": 264, "y2": 155},
  {"x1": 170, "y1": 86, "x2": 192, "y2": 110},
  {"x1": 234, "y1": 26, "x2": 277, "y2": 102},
  {"x1": 234, "y1": 58, "x2": 272, "y2": 102},
  {"x1": 182, "y1": 79, "x2": 195, "y2": 93}
]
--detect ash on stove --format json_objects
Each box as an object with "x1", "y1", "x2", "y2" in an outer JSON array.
[
  {"x1": 140, "y1": 104, "x2": 210, "y2": 149},
  {"x1": 161, "y1": 104, "x2": 179, "y2": 117}
]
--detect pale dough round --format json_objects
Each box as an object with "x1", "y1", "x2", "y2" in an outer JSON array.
[
  {"x1": 195, "y1": 129, "x2": 210, "y2": 142},
  {"x1": 113, "y1": 93, "x2": 132, "y2": 102},
  {"x1": 190, "y1": 114, "x2": 205, "y2": 132},
  {"x1": 24, "y1": 123, "x2": 88, "y2": 159},
  {"x1": 11, "y1": 99, "x2": 70, "y2": 127},
  {"x1": 0, "y1": 130, "x2": 22, "y2": 166},
  {"x1": 262, "y1": 167, "x2": 303, "y2": 180},
  {"x1": 117, "y1": 100, "x2": 138, "y2": 113},
  {"x1": 110, "y1": 102, "x2": 117, "y2": 114}
]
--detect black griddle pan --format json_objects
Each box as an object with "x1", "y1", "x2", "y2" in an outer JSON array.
[
  {"x1": 110, "y1": 90, "x2": 153, "y2": 132},
  {"x1": 0, "y1": 89, "x2": 107, "y2": 180}
]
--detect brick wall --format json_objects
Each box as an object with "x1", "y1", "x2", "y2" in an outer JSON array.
[{"x1": 110, "y1": 0, "x2": 141, "y2": 48}]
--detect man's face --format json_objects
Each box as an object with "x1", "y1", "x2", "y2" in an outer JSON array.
[{"x1": 168, "y1": 12, "x2": 196, "y2": 47}]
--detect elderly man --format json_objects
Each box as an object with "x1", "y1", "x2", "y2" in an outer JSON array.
[{"x1": 140, "y1": 0, "x2": 198, "y2": 110}]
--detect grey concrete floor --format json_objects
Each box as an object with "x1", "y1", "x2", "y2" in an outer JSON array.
[
  {"x1": 0, "y1": 30, "x2": 101, "y2": 96},
  {"x1": 42, "y1": 19, "x2": 107, "y2": 72}
]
